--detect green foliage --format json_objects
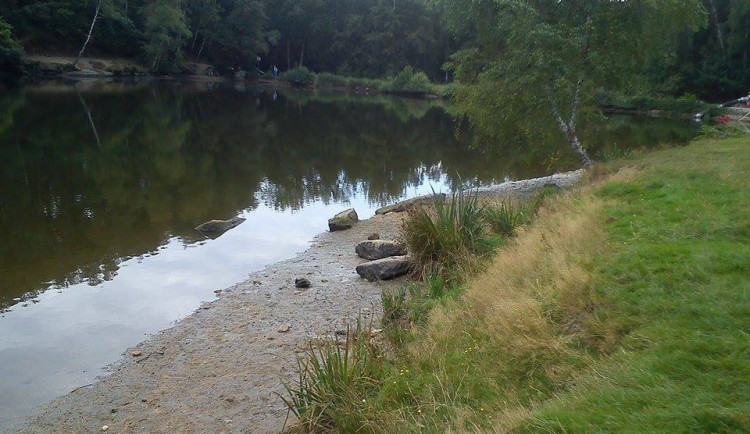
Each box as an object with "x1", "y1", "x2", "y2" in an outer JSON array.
[
  {"x1": 281, "y1": 65, "x2": 315, "y2": 86},
  {"x1": 382, "y1": 273, "x2": 451, "y2": 334},
  {"x1": 698, "y1": 123, "x2": 745, "y2": 140},
  {"x1": 0, "y1": 15, "x2": 23, "y2": 76},
  {"x1": 440, "y1": 0, "x2": 705, "y2": 165},
  {"x1": 141, "y1": 0, "x2": 191, "y2": 72},
  {"x1": 280, "y1": 321, "x2": 384, "y2": 432},
  {"x1": 403, "y1": 189, "x2": 485, "y2": 279},
  {"x1": 381, "y1": 67, "x2": 434, "y2": 95},
  {"x1": 647, "y1": 0, "x2": 750, "y2": 101}
]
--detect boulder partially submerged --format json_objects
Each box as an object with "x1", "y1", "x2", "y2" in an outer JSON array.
[
  {"x1": 195, "y1": 217, "x2": 246, "y2": 233},
  {"x1": 356, "y1": 256, "x2": 412, "y2": 282},
  {"x1": 355, "y1": 240, "x2": 407, "y2": 260},
  {"x1": 328, "y1": 208, "x2": 359, "y2": 232}
]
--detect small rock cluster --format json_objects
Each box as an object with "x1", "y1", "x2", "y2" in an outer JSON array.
[{"x1": 327, "y1": 208, "x2": 412, "y2": 282}]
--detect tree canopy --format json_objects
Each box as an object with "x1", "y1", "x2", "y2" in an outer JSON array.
[
  {"x1": 1, "y1": 0, "x2": 749, "y2": 163},
  {"x1": 436, "y1": 0, "x2": 705, "y2": 166},
  {"x1": 0, "y1": 0, "x2": 454, "y2": 77}
]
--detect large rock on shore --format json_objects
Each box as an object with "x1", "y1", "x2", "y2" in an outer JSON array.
[
  {"x1": 195, "y1": 217, "x2": 246, "y2": 233},
  {"x1": 356, "y1": 256, "x2": 412, "y2": 282},
  {"x1": 375, "y1": 193, "x2": 447, "y2": 215},
  {"x1": 355, "y1": 240, "x2": 407, "y2": 260},
  {"x1": 328, "y1": 208, "x2": 359, "y2": 232}
]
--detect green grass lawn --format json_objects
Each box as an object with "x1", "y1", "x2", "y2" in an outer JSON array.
[{"x1": 521, "y1": 137, "x2": 750, "y2": 432}]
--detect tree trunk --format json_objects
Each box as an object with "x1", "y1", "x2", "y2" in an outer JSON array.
[
  {"x1": 286, "y1": 40, "x2": 291, "y2": 70},
  {"x1": 546, "y1": 84, "x2": 592, "y2": 168},
  {"x1": 191, "y1": 14, "x2": 204, "y2": 53},
  {"x1": 76, "y1": 0, "x2": 103, "y2": 64},
  {"x1": 299, "y1": 43, "x2": 305, "y2": 67},
  {"x1": 196, "y1": 39, "x2": 206, "y2": 61},
  {"x1": 77, "y1": 91, "x2": 101, "y2": 148},
  {"x1": 708, "y1": 0, "x2": 725, "y2": 55},
  {"x1": 563, "y1": 126, "x2": 592, "y2": 168}
]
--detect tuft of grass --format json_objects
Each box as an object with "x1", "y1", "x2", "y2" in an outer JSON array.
[
  {"x1": 483, "y1": 200, "x2": 525, "y2": 236},
  {"x1": 402, "y1": 189, "x2": 485, "y2": 281},
  {"x1": 280, "y1": 320, "x2": 384, "y2": 432},
  {"x1": 597, "y1": 143, "x2": 633, "y2": 162}
]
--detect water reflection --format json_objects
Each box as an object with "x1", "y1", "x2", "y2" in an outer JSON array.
[{"x1": 0, "y1": 83, "x2": 490, "y2": 310}]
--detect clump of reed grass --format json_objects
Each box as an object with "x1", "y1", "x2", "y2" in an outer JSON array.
[
  {"x1": 280, "y1": 320, "x2": 383, "y2": 432},
  {"x1": 483, "y1": 200, "x2": 525, "y2": 236},
  {"x1": 403, "y1": 189, "x2": 485, "y2": 280}
]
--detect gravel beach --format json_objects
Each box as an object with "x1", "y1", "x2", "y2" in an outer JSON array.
[{"x1": 21, "y1": 170, "x2": 582, "y2": 433}]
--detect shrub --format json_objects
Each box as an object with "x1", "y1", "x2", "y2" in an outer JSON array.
[
  {"x1": 0, "y1": 17, "x2": 24, "y2": 77},
  {"x1": 403, "y1": 189, "x2": 485, "y2": 279},
  {"x1": 281, "y1": 66, "x2": 315, "y2": 86},
  {"x1": 315, "y1": 72, "x2": 349, "y2": 89},
  {"x1": 382, "y1": 67, "x2": 433, "y2": 94},
  {"x1": 280, "y1": 321, "x2": 383, "y2": 432},
  {"x1": 484, "y1": 200, "x2": 525, "y2": 236}
]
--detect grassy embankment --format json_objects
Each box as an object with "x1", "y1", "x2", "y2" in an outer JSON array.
[{"x1": 283, "y1": 132, "x2": 750, "y2": 432}]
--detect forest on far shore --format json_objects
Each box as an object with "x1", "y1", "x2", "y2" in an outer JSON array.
[{"x1": 0, "y1": 0, "x2": 749, "y2": 101}]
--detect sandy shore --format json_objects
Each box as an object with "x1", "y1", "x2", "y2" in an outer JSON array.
[{"x1": 21, "y1": 170, "x2": 582, "y2": 433}]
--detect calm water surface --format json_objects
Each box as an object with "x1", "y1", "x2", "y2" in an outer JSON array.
[{"x1": 0, "y1": 81, "x2": 699, "y2": 429}]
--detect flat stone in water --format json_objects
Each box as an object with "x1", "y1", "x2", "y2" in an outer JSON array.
[{"x1": 195, "y1": 217, "x2": 246, "y2": 233}]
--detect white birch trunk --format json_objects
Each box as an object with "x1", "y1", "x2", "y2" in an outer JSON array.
[{"x1": 76, "y1": 0, "x2": 103, "y2": 64}]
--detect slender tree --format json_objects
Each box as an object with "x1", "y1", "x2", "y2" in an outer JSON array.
[
  {"x1": 76, "y1": 0, "x2": 103, "y2": 63},
  {"x1": 438, "y1": 0, "x2": 705, "y2": 167}
]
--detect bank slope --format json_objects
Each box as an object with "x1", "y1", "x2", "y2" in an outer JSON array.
[{"x1": 518, "y1": 136, "x2": 750, "y2": 432}]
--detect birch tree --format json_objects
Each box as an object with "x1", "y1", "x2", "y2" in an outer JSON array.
[{"x1": 438, "y1": 0, "x2": 705, "y2": 167}]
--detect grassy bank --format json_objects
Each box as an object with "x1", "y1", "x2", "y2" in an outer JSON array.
[{"x1": 283, "y1": 135, "x2": 749, "y2": 432}]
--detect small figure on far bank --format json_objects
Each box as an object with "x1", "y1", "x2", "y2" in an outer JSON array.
[{"x1": 273, "y1": 65, "x2": 279, "y2": 78}]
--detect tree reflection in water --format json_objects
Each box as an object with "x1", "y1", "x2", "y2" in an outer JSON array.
[{"x1": 0, "y1": 82, "x2": 699, "y2": 310}]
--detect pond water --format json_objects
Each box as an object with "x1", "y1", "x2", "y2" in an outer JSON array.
[{"x1": 0, "y1": 81, "x2": 699, "y2": 429}]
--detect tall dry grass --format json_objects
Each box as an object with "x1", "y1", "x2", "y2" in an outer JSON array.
[{"x1": 405, "y1": 190, "x2": 609, "y2": 430}]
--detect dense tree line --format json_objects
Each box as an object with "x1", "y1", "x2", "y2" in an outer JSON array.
[
  {"x1": 0, "y1": 0, "x2": 747, "y2": 97},
  {"x1": 0, "y1": 0, "x2": 452, "y2": 78},
  {"x1": 650, "y1": 0, "x2": 750, "y2": 101}
]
